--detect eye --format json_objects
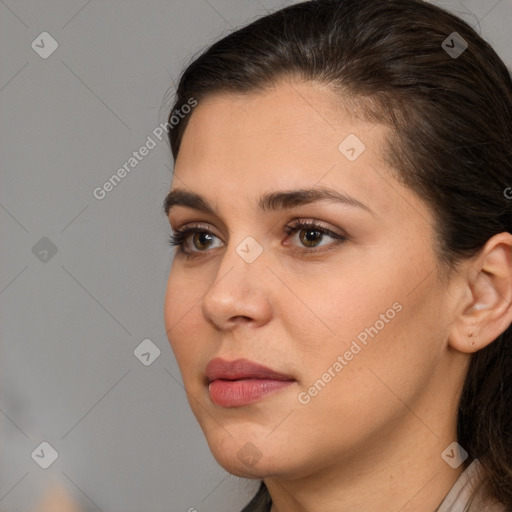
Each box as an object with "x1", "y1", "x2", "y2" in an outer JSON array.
[
  {"x1": 283, "y1": 219, "x2": 347, "y2": 252},
  {"x1": 168, "y1": 219, "x2": 347, "y2": 257},
  {"x1": 168, "y1": 223, "x2": 223, "y2": 255}
]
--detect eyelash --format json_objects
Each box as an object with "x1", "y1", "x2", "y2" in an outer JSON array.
[{"x1": 168, "y1": 219, "x2": 347, "y2": 258}]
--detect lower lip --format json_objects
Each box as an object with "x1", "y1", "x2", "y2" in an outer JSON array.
[{"x1": 208, "y1": 378, "x2": 294, "y2": 407}]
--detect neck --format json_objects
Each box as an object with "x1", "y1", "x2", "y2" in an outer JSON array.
[{"x1": 265, "y1": 414, "x2": 464, "y2": 512}]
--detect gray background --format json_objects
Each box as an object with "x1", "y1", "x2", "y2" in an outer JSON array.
[{"x1": 1, "y1": 1, "x2": 511, "y2": 511}]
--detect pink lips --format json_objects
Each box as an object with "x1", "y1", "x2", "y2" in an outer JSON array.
[{"x1": 205, "y1": 358, "x2": 295, "y2": 407}]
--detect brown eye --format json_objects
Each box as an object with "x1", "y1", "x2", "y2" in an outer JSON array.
[
  {"x1": 284, "y1": 220, "x2": 347, "y2": 251},
  {"x1": 299, "y1": 228, "x2": 324, "y2": 247},
  {"x1": 168, "y1": 225, "x2": 223, "y2": 255},
  {"x1": 192, "y1": 231, "x2": 215, "y2": 250}
]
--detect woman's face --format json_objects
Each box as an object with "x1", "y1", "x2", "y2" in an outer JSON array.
[{"x1": 164, "y1": 79, "x2": 464, "y2": 480}]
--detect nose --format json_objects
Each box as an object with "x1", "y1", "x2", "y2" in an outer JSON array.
[{"x1": 201, "y1": 240, "x2": 273, "y2": 331}]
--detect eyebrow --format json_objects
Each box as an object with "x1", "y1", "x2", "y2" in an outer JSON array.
[{"x1": 163, "y1": 185, "x2": 373, "y2": 217}]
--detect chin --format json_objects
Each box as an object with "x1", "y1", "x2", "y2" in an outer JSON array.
[
  {"x1": 211, "y1": 445, "x2": 283, "y2": 479},
  {"x1": 201, "y1": 426, "x2": 288, "y2": 478}
]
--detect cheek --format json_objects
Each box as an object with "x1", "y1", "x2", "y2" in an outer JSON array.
[
  {"x1": 164, "y1": 267, "x2": 205, "y2": 372},
  {"x1": 283, "y1": 260, "x2": 401, "y2": 353},
  {"x1": 287, "y1": 251, "x2": 445, "y2": 406},
  {"x1": 285, "y1": 294, "x2": 442, "y2": 464}
]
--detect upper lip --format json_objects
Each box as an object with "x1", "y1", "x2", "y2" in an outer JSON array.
[{"x1": 205, "y1": 358, "x2": 295, "y2": 382}]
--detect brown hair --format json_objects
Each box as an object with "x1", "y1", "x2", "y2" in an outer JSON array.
[{"x1": 166, "y1": 0, "x2": 512, "y2": 507}]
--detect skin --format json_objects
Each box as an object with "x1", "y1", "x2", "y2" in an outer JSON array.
[{"x1": 163, "y1": 78, "x2": 512, "y2": 512}]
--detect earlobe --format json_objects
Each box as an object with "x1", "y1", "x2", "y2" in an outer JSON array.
[{"x1": 449, "y1": 232, "x2": 512, "y2": 354}]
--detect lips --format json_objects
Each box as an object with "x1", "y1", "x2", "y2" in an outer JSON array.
[
  {"x1": 205, "y1": 358, "x2": 295, "y2": 407},
  {"x1": 205, "y1": 358, "x2": 294, "y2": 382}
]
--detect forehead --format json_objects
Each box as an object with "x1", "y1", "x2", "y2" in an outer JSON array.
[
  {"x1": 172, "y1": 79, "x2": 429, "y2": 225},
  {"x1": 178, "y1": 79, "x2": 354, "y2": 159}
]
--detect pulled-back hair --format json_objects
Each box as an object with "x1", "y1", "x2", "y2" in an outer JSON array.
[{"x1": 166, "y1": 0, "x2": 512, "y2": 507}]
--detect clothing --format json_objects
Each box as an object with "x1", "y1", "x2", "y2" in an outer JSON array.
[
  {"x1": 240, "y1": 481, "x2": 271, "y2": 512},
  {"x1": 240, "y1": 459, "x2": 510, "y2": 512},
  {"x1": 437, "y1": 459, "x2": 509, "y2": 512}
]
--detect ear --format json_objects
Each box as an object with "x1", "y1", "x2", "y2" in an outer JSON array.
[{"x1": 449, "y1": 232, "x2": 512, "y2": 354}]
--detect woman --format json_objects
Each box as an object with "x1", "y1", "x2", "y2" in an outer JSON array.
[{"x1": 162, "y1": 0, "x2": 512, "y2": 510}]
